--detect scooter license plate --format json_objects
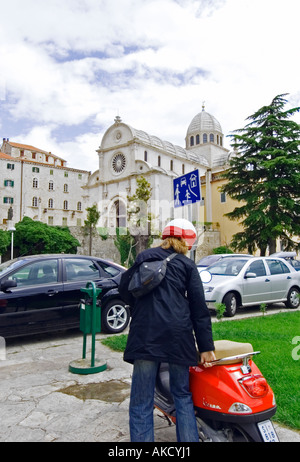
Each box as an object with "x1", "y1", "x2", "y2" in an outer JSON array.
[{"x1": 257, "y1": 420, "x2": 279, "y2": 442}]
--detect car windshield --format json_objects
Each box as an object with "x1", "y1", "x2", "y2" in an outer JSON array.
[
  {"x1": 208, "y1": 258, "x2": 248, "y2": 276},
  {"x1": 0, "y1": 259, "x2": 28, "y2": 277},
  {"x1": 197, "y1": 255, "x2": 221, "y2": 267}
]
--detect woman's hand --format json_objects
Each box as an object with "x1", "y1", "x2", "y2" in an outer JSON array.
[{"x1": 200, "y1": 350, "x2": 216, "y2": 368}]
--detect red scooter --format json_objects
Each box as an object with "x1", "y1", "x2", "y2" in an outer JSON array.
[{"x1": 154, "y1": 340, "x2": 279, "y2": 442}]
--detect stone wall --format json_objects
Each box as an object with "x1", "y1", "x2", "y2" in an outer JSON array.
[
  {"x1": 69, "y1": 227, "x2": 121, "y2": 264},
  {"x1": 70, "y1": 226, "x2": 220, "y2": 266}
]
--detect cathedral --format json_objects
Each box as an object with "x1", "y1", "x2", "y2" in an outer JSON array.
[{"x1": 85, "y1": 105, "x2": 232, "y2": 243}]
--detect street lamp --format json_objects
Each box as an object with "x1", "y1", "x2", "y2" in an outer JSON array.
[{"x1": 8, "y1": 226, "x2": 16, "y2": 260}]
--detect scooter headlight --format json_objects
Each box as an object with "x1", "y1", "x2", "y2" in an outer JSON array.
[{"x1": 228, "y1": 402, "x2": 252, "y2": 414}]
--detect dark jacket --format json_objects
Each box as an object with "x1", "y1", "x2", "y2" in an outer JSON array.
[{"x1": 119, "y1": 246, "x2": 214, "y2": 366}]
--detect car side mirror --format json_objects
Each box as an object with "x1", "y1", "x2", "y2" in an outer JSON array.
[
  {"x1": 0, "y1": 279, "x2": 17, "y2": 292},
  {"x1": 244, "y1": 272, "x2": 256, "y2": 279}
]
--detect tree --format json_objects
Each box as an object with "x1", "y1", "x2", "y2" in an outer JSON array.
[
  {"x1": 14, "y1": 217, "x2": 80, "y2": 256},
  {"x1": 221, "y1": 94, "x2": 300, "y2": 255},
  {"x1": 127, "y1": 176, "x2": 154, "y2": 256},
  {"x1": 0, "y1": 229, "x2": 10, "y2": 256},
  {"x1": 83, "y1": 205, "x2": 101, "y2": 255}
]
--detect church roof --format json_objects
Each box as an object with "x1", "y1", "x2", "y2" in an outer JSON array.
[
  {"x1": 187, "y1": 107, "x2": 223, "y2": 136},
  {"x1": 128, "y1": 125, "x2": 209, "y2": 166}
]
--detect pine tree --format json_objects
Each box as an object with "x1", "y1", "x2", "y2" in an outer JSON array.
[{"x1": 221, "y1": 94, "x2": 300, "y2": 255}]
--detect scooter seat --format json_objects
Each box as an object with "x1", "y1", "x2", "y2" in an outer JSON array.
[{"x1": 211, "y1": 340, "x2": 253, "y2": 365}]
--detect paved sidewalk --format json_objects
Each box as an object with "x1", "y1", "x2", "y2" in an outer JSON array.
[{"x1": 1, "y1": 328, "x2": 300, "y2": 443}]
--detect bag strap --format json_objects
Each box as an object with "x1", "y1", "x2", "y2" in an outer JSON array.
[{"x1": 165, "y1": 252, "x2": 177, "y2": 262}]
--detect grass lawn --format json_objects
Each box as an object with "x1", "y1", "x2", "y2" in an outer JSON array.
[{"x1": 101, "y1": 311, "x2": 300, "y2": 430}]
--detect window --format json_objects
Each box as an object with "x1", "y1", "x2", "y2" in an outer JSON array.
[
  {"x1": 63, "y1": 200, "x2": 68, "y2": 210},
  {"x1": 32, "y1": 197, "x2": 38, "y2": 207},
  {"x1": 65, "y1": 258, "x2": 101, "y2": 282},
  {"x1": 32, "y1": 152, "x2": 36, "y2": 159},
  {"x1": 32, "y1": 167, "x2": 39, "y2": 173},
  {"x1": 247, "y1": 260, "x2": 266, "y2": 277},
  {"x1": 190, "y1": 136, "x2": 194, "y2": 147},
  {"x1": 98, "y1": 261, "x2": 121, "y2": 278},
  {"x1": 3, "y1": 197, "x2": 13, "y2": 204},
  {"x1": 196, "y1": 134, "x2": 200, "y2": 145},
  {"x1": 78, "y1": 173, "x2": 82, "y2": 180},
  {"x1": 49, "y1": 180, "x2": 53, "y2": 190},
  {"x1": 50, "y1": 170, "x2": 53, "y2": 175},
  {"x1": 4, "y1": 180, "x2": 14, "y2": 187},
  {"x1": 33, "y1": 178, "x2": 38, "y2": 188},
  {"x1": 182, "y1": 164, "x2": 185, "y2": 175},
  {"x1": 77, "y1": 202, "x2": 82, "y2": 211},
  {"x1": 220, "y1": 192, "x2": 226, "y2": 203},
  {"x1": 64, "y1": 184, "x2": 68, "y2": 193},
  {"x1": 64, "y1": 172, "x2": 68, "y2": 177},
  {"x1": 48, "y1": 198, "x2": 53, "y2": 209},
  {"x1": 158, "y1": 155, "x2": 161, "y2": 167},
  {"x1": 170, "y1": 160, "x2": 173, "y2": 171},
  {"x1": 267, "y1": 260, "x2": 290, "y2": 275},
  {"x1": 210, "y1": 134, "x2": 214, "y2": 143},
  {"x1": 144, "y1": 151, "x2": 148, "y2": 162},
  {"x1": 48, "y1": 216, "x2": 53, "y2": 225},
  {"x1": 62, "y1": 217, "x2": 67, "y2": 226},
  {"x1": 7, "y1": 163, "x2": 14, "y2": 170},
  {"x1": 6, "y1": 259, "x2": 58, "y2": 286},
  {"x1": 203, "y1": 134, "x2": 208, "y2": 143}
]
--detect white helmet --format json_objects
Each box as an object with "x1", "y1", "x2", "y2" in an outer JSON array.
[{"x1": 162, "y1": 218, "x2": 197, "y2": 250}]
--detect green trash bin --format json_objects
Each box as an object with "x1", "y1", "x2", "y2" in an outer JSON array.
[
  {"x1": 79, "y1": 298, "x2": 101, "y2": 334},
  {"x1": 69, "y1": 281, "x2": 107, "y2": 374}
]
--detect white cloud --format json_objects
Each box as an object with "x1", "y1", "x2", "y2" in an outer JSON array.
[{"x1": 0, "y1": 0, "x2": 300, "y2": 171}]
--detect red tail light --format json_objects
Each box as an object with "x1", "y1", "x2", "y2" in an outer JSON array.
[{"x1": 239, "y1": 375, "x2": 269, "y2": 398}]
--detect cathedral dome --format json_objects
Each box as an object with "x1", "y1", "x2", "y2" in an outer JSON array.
[
  {"x1": 187, "y1": 106, "x2": 222, "y2": 136},
  {"x1": 186, "y1": 105, "x2": 224, "y2": 149}
]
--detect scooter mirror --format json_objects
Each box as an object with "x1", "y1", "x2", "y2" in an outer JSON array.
[{"x1": 200, "y1": 270, "x2": 212, "y2": 283}]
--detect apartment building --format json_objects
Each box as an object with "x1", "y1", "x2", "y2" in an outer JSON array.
[{"x1": 0, "y1": 139, "x2": 90, "y2": 229}]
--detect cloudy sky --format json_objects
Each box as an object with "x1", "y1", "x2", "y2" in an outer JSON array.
[{"x1": 1, "y1": 0, "x2": 299, "y2": 172}]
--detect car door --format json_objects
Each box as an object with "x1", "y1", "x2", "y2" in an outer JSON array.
[
  {"x1": 242, "y1": 259, "x2": 272, "y2": 305},
  {"x1": 0, "y1": 258, "x2": 64, "y2": 337},
  {"x1": 265, "y1": 259, "x2": 293, "y2": 301}
]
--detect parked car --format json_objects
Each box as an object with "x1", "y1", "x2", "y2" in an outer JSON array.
[
  {"x1": 199, "y1": 256, "x2": 300, "y2": 317},
  {"x1": 197, "y1": 253, "x2": 253, "y2": 272},
  {"x1": 270, "y1": 252, "x2": 300, "y2": 271},
  {"x1": 0, "y1": 254, "x2": 130, "y2": 338}
]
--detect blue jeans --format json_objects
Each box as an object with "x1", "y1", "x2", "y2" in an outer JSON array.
[{"x1": 129, "y1": 359, "x2": 199, "y2": 442}]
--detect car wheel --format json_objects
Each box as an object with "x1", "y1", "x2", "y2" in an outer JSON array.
[
  {"x1": 223, "y1": 292, "x2": 238, "y2": 317},
  {"x1": 101, "y1": 299, "x2": 130, "y2": 333},
  {"x1": 285, "y1": 287, "x2": 300, "y2": 309}
]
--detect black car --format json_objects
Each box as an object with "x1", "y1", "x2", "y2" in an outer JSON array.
[{"x1": 0, "y1": 254, "x2": 130, "y2": 338}]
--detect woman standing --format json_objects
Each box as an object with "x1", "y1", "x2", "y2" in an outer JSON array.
[{"x1": 119, "y1": 218, "x2": 215, "y2": 442}]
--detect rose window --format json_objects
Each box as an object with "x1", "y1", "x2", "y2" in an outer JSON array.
[{"x1": 112, "y1": 153, "x2": 126, "y2": 173}]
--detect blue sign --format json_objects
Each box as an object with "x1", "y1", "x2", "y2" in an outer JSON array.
[{"x1": 173, "y1": 170, "x2": 201, "y2": 208}]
